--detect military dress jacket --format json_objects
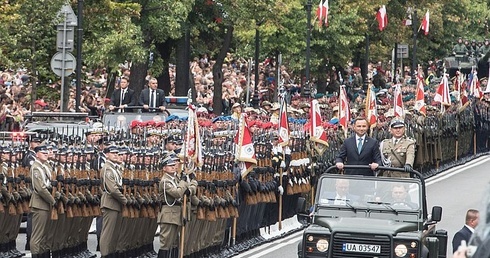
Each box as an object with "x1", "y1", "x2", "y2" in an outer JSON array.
[
  {"x1": 381, "y1": 136, "x2": 416, "y2": 168},
  {"x1": 29, "y1": 160, "x2": 55, "y2": 211},
  {"x1": 158, "y1": 173, "x2": 187, "y2": 226},
  {"x1": 100, "y1": 160, "x2": 127, "y2": 211}
]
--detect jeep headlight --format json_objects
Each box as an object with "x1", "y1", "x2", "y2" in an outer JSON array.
[
  {"x1": 394, "y1": 244, "x2": 408, "y2": 257},
  {"x1": 316, "y1": 239, "x2": 329, "y2": 252}
]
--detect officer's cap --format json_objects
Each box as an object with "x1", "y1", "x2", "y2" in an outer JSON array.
[
  {"x1": 30, "y1": 137, "x2": 42, "y2": 143},
  {"x1": 161, "y1": 155, "x2": 177, "y2": 167},
  {"x1": 166, "y1": 135, "x2": 178, "y2": 144},
  {"x1": 390, "y1": 119, "x2": 406, "y2": 128},
  {"x1": 118, "y1": 146, "x2": 129, "y2": 154},
  {"x1": 34, "y1": 145, "x2": 49, "y2": 154},
  {"x1": 270, "y1": 103, "x2": 280, "y2": 111},
  {"x1": 1, "y1": 146, "x2": 10, "y2": 153},
  {"x1": 103, "y1": 145, "x2": 119, "y2": 154},
  {"x1": 261, "y1": 101, "x2": 272, "y2": 107},
  {"x1": 314, "y1": 93, "x2": 325, "y2": 99}
]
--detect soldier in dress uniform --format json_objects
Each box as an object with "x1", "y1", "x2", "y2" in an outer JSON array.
[
  {"x1": 22, "y1": 137, "x2": 42, "y2": 250},
  {"x1": 29, "y1": 144, "x2": 57, "y2": 258},
  {"x1": 100, "y1": 145, "x2": 127, "y2": 258},
  {"x1": 0, "y1": 146, "x2": 26, "y2": 258},
  {"x1": 380, "y1": 118, "x2": 416, "y2": 177},
  {"x1": 157, "y1": 154, "x2": 190, "y2": 258}
]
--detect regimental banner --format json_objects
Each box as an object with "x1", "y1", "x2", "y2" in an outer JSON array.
[
  {"x1": 309, "y1": 100, "x2": 329, "y2": 155},
  {"x1": 186, "y1": 104, "x2": 203, "y2": 168},
  {"x1": 278, "y1": 96, "x2": 290, "y2": 147},
  {"x1": 234, "y1": 113, "x2": 257, "y2": 178}
]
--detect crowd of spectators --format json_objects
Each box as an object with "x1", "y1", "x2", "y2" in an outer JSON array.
[{"x1": 1, "y1": 49, "x2": 488, "y2": 132}]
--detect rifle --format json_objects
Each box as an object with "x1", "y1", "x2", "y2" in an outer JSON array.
[
  {"x1": 63, "y1": 165, "x2": 74, "y2": 218},
  {"x1": 122, "y1": 168, "x2": 130, "y2": 218},
  {"x1": 50, "y1": 166, "x2": 59, "y2": 220}
]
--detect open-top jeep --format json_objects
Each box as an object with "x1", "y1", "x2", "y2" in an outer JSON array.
[{"x1": 297, "y1": 165, "x2": 447, "y2": 258}]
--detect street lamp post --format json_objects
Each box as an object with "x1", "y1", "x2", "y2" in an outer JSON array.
[
  {"x1": 75, "y1": 0, "x2": 83, "y2": 112},
  {"x1": 305, "y1": 0, "x2": 312, "y2": 84},
  {"x1": 303, "y1": 0, "x2": 312, "y2": 98},
  {"x1": 252, "y1": 21, "x2": 262, "y2": 109},
  {"x1": 411, "y1": 10, "x2": 418, "y2": 80}
]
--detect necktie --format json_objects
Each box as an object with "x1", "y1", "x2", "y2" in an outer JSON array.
[
  {"x1": 119, "y1": 90, "x2": 125, "y2": 112},
  {"x1": 150, "y1": 90, "x2": 155, "y2": 108},
  {"x1": 394, "y1": 138, "x2": 399, "y2": 145},
  {"x1": 357, "y1": 138, "x2": 363, "y2": 154}
]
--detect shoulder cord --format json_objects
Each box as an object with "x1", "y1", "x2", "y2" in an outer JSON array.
[{"x1": 163, "y1": 177, "x2": 177, "y2": 207}]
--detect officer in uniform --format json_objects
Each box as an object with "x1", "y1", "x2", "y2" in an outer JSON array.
[
  {"x1": 22, "y1": 137, "x2": 42, "y2": 250},
  {"x1": 157, "y1": 154, "x2": 190, "y2": 258},
  {"x1": 380, "y1": 118, "x2": 416, "y2": 177},
  {"x1": 100, "y1": 145, "x2": 127, "y2": 258},
  {"x1": 30, "y1": 145, "x2": 57, "y2": 258}
]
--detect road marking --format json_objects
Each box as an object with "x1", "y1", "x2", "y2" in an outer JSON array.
[
  {"x1": 234, "y1": 230, "x2": 303, "y2": 258},
  {"x1": 425, "y1": 155, "x2": 490, "y2": 186}
]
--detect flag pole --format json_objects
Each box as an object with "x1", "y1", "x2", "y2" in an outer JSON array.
[{"x1": 278, "y1": 95, "x2": 285, "y2": 231}]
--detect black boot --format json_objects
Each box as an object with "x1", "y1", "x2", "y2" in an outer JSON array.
[
  {"x1": 157, "y1": 250, "x2": 168, "y2": 258},
  {"x1": 0, "y1": 243, "x2": 11, "y2": 258},
  {"x1": 10, "y1": 240, "x2": 25, "y2": 257},
  {"x1": 149, "y1": 244, "x2": 157, "y2": 256},
  {"x1": 24, "y1": 237, "x2": 30, "y2": 251}
]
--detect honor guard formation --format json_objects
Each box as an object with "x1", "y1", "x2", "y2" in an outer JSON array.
[{"x1": 1, "y1": 35, "x2": 490, "y2": 258}]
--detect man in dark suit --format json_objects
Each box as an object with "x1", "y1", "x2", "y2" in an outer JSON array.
[
  {"x1": 319, "y1": 179, "x2": 359, "y2": 205},
  {"x1": 139, "y1": 77, "x2": 167, "y2": 113},
  {"x1": 452, "y1": 209, "x2": 479, "y2": 252},
  {"x1": 335, "y1": 117, "x2": 382, "y2": 176},
  {"x1": 109, "y1": 76, "x2": 137, "y2": 112}
]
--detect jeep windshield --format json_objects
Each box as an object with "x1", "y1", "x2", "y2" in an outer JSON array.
[{"x1": 316, "y1": 175, "x2": 421, "y2": 214}]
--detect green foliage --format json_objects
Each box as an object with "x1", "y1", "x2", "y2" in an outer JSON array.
[{"x1": 1, "y1": 0, "x2": 490, "y2": 86}]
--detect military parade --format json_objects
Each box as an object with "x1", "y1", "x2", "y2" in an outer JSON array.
[{"x1": 3, "y1": 1, "x2": 490, "y2": 258}]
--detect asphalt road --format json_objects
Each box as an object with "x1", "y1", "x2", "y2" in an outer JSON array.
[
  {"x1": 12, "y1": 155, "x2": 490, "y2": 257},
  {"x1": 235, "y1": 155, "x2": 490, "y2": 258}
]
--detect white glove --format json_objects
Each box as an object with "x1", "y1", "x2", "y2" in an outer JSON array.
[
  {"x1": 277, "y1": 185, "x2": 284, "y2": 195},
  {"x1": 280, "y1": 161, "x2": 286, "y2": 168}
]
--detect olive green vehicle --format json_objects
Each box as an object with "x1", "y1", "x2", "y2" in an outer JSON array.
[{"x1": 297, "y1": 165, "x2": 447, "y2": 258}]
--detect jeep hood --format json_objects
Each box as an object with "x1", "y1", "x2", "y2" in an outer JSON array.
[{"x1": 314, "y1": 217, "x2": 419, "y2": 235}]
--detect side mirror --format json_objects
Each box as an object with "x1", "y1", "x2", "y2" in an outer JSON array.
[
  {"x1": 297, "y1": 213, "x2": 311, "y2": 225},
  {"x1": 297, "y1": 197, "x2": 307, "y2": 213},
  {"x1": 431, "y1": 206, "x2": 442, "y2": 222}
]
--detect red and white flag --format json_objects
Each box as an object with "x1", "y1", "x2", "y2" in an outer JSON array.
[
  {"x1": 309, "y1": 100, "x2": 329, "y2": 154},
  {"x1": 234, "y1": 113, "x2": 257, "y2": 179},
  {"x1": 393, "y1": 84, "x2": 404, "y2": 118},
  {"x1": 470, "y1": 71, "x2": 483, "y2": 99},
  {"x1": 186, "y1": 105, "x2": 203, "y2": 168},
  {"x1": 376, "y1": 5, "x2": 388, "y2": 31},
  {"x1": 339, "y1": 85, "x2": 350, "y2": 137},
  {"x1": 415, "y1": 74, "x2": 426, "y2": 116},
  {"x1": 315, "y1": 0, "x2": 328, "y2": 27},
  {"x1": 420, "y1": 10, "x2": 429, "y2": 35},
  {"x1": 365, "y1": 85, "x2": 377, "y2": 126},
  {"x1": 485, "y1": 66, "x2": 490, "y2": 93},
  {"x1": 434, "y1": 74, "x2": 451, "y2": 111},
  {"x1": 278, "y1": 97, "x2": 289, "y2": 147}
]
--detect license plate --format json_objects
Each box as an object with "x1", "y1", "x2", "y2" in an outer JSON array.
[{"x1": 342, "y1": 243, "x2": 381, "y2": 253}]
